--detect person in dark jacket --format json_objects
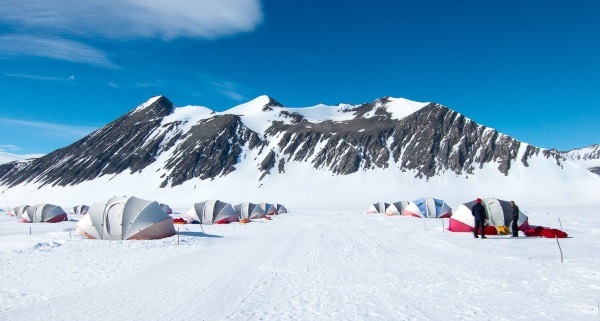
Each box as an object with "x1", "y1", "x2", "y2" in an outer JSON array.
[
  {"x1": 472, "y1": 198, "x2": 487, "y2": 238},
  {"x1": 510, "y1": 201, "x2": 520, "y2": 237}
]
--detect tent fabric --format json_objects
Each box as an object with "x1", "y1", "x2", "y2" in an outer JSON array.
[
  {"x1": 71, "y1": 205, "x2": 90, "y2": 215},
  {"x1": 367, "y1": 202, "x2": 389, "y2": 214},
  {"x1": 403, "y1": 197, "x2": 452, "y2": 218},
  {"x1": 187, "y1": 200, "x2": 239, "y2": 225},
  {"x1": 385, "y1": 201, "x2": 408, "y2": 216},
  {"x1": 11, "y1": 205, "x2": 30, "y2": 217},
  {"x1": 275, "y1": 204, "x2": 288, "y2": 214},
  {"x1": 448, "y1": 198, "x2": 530, "y2": 233},
  {"x1": 76, "y1": 196, "x2": 176, "y2": 240},
  {"x1": 160, "y1": 203, "x2": 173, "y2": 215},
  {"x1": 234, "y1": 202, "x2": 266, "y2": 220},
  {"x1": 20, "y1": 204, "x2": 68, "y2": 223},
  {"x1": 259, "y1": 203, "x2": 277, "y2": 216}
]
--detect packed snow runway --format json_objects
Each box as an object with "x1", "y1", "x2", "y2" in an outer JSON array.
[{"x1": 1, "y1": 208, "x2": 599, "y2": 320}]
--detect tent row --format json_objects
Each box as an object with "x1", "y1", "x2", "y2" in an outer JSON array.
[
  {"x1": 187, "y1": 201, "x2": 287, "y2": 224},
  {"x1": 10, "y1": 204, "x2": 69, "y2": 223},
  {"x1": 367, "y1": 197, "x2": 452, "y2": 218},
  {"x1": 368, "y1": 197, "x2": 531, "y2": 235},
  {"x1": 9, "y1": 197, "x2": 288, "y2": 241}
]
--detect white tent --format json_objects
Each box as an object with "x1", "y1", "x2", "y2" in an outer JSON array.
[
  {"x1": 449, "y1": 198, "x2": 530, "y2": 232},
  {"x1": 71, "y1": 205, "x2": 90, "y2": 215},
  {"x1": 21, "y1": 204, "x2": 68, "y2": 223},
  {"x1": 367, "y1": 202, "x2": 389, "y2": 214},
  {"x1": 11, "y1": 205, "x2": 30, "y2": 217},
  {"x1": 234, "y1": 202, "x2": 266, "y2": 220},
  {"x1": 403, "y1": 197, "x2": 452, "y2": 218},
  {"x1": 385, "y1": 201, "x2": 409, "y2": 216},
  {"x1": 76, "y1": 196, "x2": 176, "y2": 240},
  {"x1": 259, "y1": 202, "x2": 277, "y2": 216},
  {"x1": 187, "y1": 200, "x2": 239, "y2": 224}
]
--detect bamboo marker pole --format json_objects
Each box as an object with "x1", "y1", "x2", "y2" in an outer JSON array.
[
  {"x1": 555, "y1": 236, "x2": 563, "y2": 263},
  {"x1": 558, "y1": 217, "x2": 563, "y2": 231}
]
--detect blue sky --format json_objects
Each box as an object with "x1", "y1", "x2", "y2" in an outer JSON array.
[{"x1": 1, "y1": 0, "x2": 599, "y2": 160}]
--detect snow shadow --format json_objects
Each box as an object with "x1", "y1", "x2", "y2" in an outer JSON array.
[{"x1": 178, "y1": 231, "x2": 223, "y2": 238}]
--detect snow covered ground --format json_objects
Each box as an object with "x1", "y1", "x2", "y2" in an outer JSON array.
[{"x1": 1, "y1": 207, "x2": 599, "y2": 320}]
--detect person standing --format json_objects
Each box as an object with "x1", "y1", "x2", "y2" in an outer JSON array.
[
  {"x1": 510, "y1": 201, "x2": 520, "y2": 237},
  {"x1": 472, "y1": 198, "x2": 487, "y2": 239}
]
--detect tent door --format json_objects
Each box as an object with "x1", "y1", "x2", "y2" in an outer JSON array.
[{"x1": 105, "y1": 203, "x2": 125, "y2": 239}]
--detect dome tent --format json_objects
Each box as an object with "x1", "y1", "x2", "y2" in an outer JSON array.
[
  {"x1": 385, "y1": 201, "x2": 409, "y2": 216},
  {"x1": 367, "y1": 202, "x2": 389, "y2": 214},
  {"x1": 274, "y1": 203, "x2": 288, "y2": 214},
  {"x1": 259, "y1": 202, "x2": 277, "y2": 216},
  {"x1": 449, "y1": 198, "x2": 530, "y2": 233},
  {"x1": 21, "y1": 204, "x2": 68, "y2": 223},
  {"x1": 160, "y1": 203, "x2": 173, "y2": 215},
  {"x1": 76, "y1": 196, "x2": 176, "y2": 240},
  {"x1": 234, "y1": 202, "x2": 266, "y2": 220},
  {"x1": 11, "y1": 205, "x2": 30, "y2": 217},
  {"x1": 187, "y1": 200, "x2": 239, "y2": 224},
  {"x1": 403, "y1": 197, "x2": 452, "y2": 218},
  {"x1": 71, "y1": 205, "x2": 90, "y2": 215}
]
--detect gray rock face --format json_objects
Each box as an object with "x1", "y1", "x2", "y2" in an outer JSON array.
[
  {"x1": 160, "y1": 114, "x2": 263, "y2": 187},
  {"x1": 0, "y1": 96, "x2": 175, "y2": 187},
  {"x1": 560, "y1": 144, "x2": 600, "y2": 175},
  {"x1": 264, "y1": 102, "x2": 561, "y2": 177},
  {"x1": 0, "y1": 95, "x2": 566, "y2": 188}
]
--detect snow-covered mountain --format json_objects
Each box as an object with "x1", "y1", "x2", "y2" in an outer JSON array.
[
  {"x1": 1, "y1": 95, "x2": 599, "y2": 210},
  {"x1": 560, "y1": 144, "x2": 600, "y2": 175}
]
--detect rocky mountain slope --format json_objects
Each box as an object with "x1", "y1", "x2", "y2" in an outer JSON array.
[
  {"x1": 0, "y1": 95, "x2": 563, "y2": 189},
  {"x1": 560, "y1": 144, "x2": 600, "y2": 175},
  {"x1": 2, "y1": 95, "x2": 599, "y2": 209}
]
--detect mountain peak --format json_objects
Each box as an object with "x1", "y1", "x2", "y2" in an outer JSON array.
[
  {"x1": 227, "y1": 95, "x2": 284, "y2": 115},
  {"x1": 132, "y1": 95, "x2": 175, "y2": 117},
  {"x1": 372, "y1": 97, "x2": 431, "y2": 120}
]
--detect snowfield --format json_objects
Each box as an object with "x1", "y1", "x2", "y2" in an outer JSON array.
[{"x1": 1, "y1": 207, "x2": 599, "y2": 320}]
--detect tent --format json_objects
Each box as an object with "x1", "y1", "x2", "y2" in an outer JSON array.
[
  {"x1": 160, "y1": 203, "x2": 173, "y2": 215},
  {"x1": 187, "y1": 200, "x2": 239, "y2": 224},
  {"x1": 367, "y1": 202, "x2": 389, "y2": 214},
  {"x1": 275, "y1": 203, "x2": 288, "y2": 214},
  {"x1": 448, "y1": 198, "x2": 530, "y2": 233},
  {"x1": 21, "y1": 204, "x2": 68, "y2": 223},
  {"x1": 385, "y1": 201, "x2": 409, "y2": 216},
  {"x1": 11, "y1": 205, "x2": 30, "y2": 217},
  {"x1": 403, "y1": 197, "x2": 452, "y2": 218},
  {"x1": 76, "y1": 196, "x2": 176, "y2": 240},
  {"x1": 71, "y1": 205, "x2": 90, "y2": 215},
  {"x1": 259, "y1": 202, "x2": 277, "y2": 216},
  {"x1": 234, "y1": 202, "x2": 266, "y2": 220}
]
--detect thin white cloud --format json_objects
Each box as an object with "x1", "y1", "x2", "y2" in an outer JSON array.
[
  {"x1": 210, "y1": 80, "x2": 247, "y2": 101},
  {"x1": 0, "y1": 145, "x2": 19, "y2": 151},
  {"x1": 0, "y1": 35, "x2": 117, "y2": 68},
  {"x1": 0, "y1": 118, "x2": 98, "y2": 139},
  {"x1": 3, "y1": 72, "x2": 74, "y2": 82},
  {"x1": 0, "y1": 0, "x2": 263, "y2": 40},
  {"x1": 0, "y1": 151, "x2": 44, "y2": 165}
]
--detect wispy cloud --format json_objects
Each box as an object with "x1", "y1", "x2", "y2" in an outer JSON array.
[
  {"x1": 0, "y1": 145, "x2": 44, "y2": 165},
  {"x1": 0, "y1": 35, "x2": 117, "y2": 68},
  {"x1": 210, "y1": 80, "x2": 247, "y2": 101},
  {"x1": 0, "y1": 118, "x2": 98, "y2": 139},
  {"x1": 0, "y1": 0, "x2": 263, "y2": 40},
  {"x1": 3, "y1": 72, "x2": 75, "y2": 83},
  {"x1": 0, "y1": 145, "x2": 19, "y2": 151},
  {"x1": 0, "y1": 151, "x2": 45, "y2": 165}
]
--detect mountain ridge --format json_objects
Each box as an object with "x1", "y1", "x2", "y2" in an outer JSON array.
[{"x1": 1, "y1": 95, "x2": 599, "y2": 209}]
